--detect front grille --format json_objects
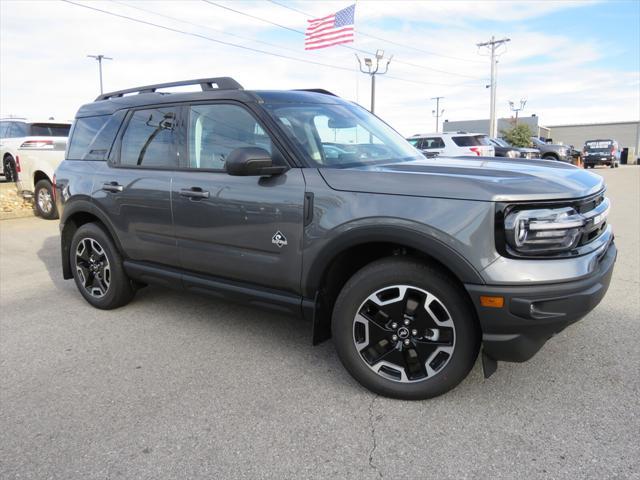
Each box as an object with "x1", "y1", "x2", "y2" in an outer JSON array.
[{"x1": 576, "y1": 193, "x2": 608, "y2": 247}]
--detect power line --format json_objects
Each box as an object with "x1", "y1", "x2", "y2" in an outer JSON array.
[
  {"x1": 61, "y1": 0, "x2": 473, "y2": 88},
  {"x1": 204, "y1": 0, "x2": 486, "y2": 81},
  {"x1": 267, "y1": 0, "x2": 485, "y2": 65},
  {"x1": 112, "y1": 0, "x2": 309, "y2": 57}
]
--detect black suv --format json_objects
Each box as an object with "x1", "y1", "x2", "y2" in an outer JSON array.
[{"x1": 55, "y1": 77, "x2": 616, "y2": 399}]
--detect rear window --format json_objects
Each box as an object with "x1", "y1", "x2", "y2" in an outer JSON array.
[
  {"x1": 585, "y1": 140, "x2": 613, "y2": 150},
  {"x1": 452, "y1": 135, "x2": 489, "y2": 147},
  {"x1": 67, "y1": 112, "x2": 125, "y2": 160},
  {"x1": 29, "y1": 123, "x2": 71, "y2": 137}
]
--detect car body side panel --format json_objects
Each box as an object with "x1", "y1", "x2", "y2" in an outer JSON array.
[
  {"x1": 300, "y1": 168, "x2": 493, "y2": 296},
  {"x1": 16, "y1": 137, "x2": 67, "y2": 192}
]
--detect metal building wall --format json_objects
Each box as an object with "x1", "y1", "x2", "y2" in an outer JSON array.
[{"x1": 547, "y1": 122, "x2": 640, "y2": 152}]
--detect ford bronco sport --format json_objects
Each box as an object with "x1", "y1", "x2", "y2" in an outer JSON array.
[{"x1": 55, "y1": 77, "x2": 616, "y2": 399}]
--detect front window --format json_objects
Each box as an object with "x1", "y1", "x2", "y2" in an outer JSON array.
[
  {"x1": 188, "y1": 104, "x2": 278, "y2": 170},
  {"x1": 264, "y1": 101, "x2": 421, "y2": 168}
]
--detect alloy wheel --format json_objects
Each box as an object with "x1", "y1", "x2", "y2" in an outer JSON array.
[
  {"x1": 37, "y1": 188, "x2": 53, "y2": 214},
  {"x1": 75, "y1": 238, "x2": 111, "y2": 298},
  {"x1": 353, "y1": 285, "x2": 456, "y2": 383}
]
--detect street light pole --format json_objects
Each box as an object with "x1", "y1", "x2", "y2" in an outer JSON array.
[
  {"x1": 431, "y1": 96, "x2": 444, "y2": 133},
  {"x1": 356, "y1": 50, "x2": 392, "y2": 114},
  {"x1": 87, "y1": 54, "x2": 113, "y2": 94},
  {"x1": 509, "y1": 99, "x2": 527, "y2": 125},
  {"x1": 477, "y1": 36, "x2": 510, "y2": 137}
]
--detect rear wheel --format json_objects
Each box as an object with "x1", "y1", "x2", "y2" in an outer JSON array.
[
  {"x1": 34, "y1": 179, "x2": 58, "y2": 219},
  {"x1": 332, "y1": 257, "x2": 480, "y2": 400},
  {"x1": 3, "y1": 155, "x2": 17, "y2": 182},
  {"x1": 70, "y1": 223, "x2": 135, "y2": 309},
  {"x1": 542, "y1": 154, "x2": 558, "y2": 161}
]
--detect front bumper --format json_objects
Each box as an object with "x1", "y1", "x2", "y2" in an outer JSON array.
[{"x1": 465, "y1": 240, "x2": 617, "y2": 362}]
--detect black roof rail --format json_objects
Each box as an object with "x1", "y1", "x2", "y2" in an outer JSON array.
[
  {"x1": 95, "y1": 77, "x2": 243, "y2": 101},
  {"x1": 293, "y1": 88, "x2": 338, "y2": 97}
]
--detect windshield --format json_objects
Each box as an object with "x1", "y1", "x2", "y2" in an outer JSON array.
[{"x1": 263, "y1": 102, "x2": 422, "y2": 168}]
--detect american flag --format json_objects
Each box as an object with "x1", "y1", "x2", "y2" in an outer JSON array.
[{"x1": 305, "y1": 4, "x2": 355, "y2": 51}]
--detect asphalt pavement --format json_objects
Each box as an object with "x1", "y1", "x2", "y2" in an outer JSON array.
[{"x1": 1, "y1": 166, "x2": 639, "y2": 479}]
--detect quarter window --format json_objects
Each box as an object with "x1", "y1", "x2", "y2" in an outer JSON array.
[
  {"x1": 67, "y1": 113, "x2": 125, "y2": 160},
  {"x1": 120, "y1": 108, "x2": 179, "y2": 167},
  {"x1": 188, "y1": 104, "x2": 274, "y2": 170}
]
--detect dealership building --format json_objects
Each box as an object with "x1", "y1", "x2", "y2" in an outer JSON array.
[{"x1": 443, "y1": 117, "x2": 640, "y2": 162}]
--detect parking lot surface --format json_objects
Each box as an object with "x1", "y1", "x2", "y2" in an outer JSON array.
[{"x1": 1, "y1": 167, "x2": 639, "y2": 479}]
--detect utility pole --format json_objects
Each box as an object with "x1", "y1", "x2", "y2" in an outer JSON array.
[
  {"x1": 509, "y1": 99, "x2": 527, "y2": 125},
  {"x1": 87, "y1": 54, "x2": 113, "y2": 94},
  {"x1": 476, "y1": 36, "x2": 510, "y2": 138},
  {"x1": 431, "y1": 96, "x2": 444, "y2": 133},
  {"x1": 356, "y1": 50, "x2": 392, "y2": 114}
]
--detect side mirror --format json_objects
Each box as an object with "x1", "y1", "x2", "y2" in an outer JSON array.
[{"x1": 225, "y1": 147, "x2": 288, "y2": 176}]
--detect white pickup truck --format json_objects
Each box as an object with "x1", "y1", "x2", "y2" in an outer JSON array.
[{"x1": 1, "y1": 118, "x2": 71, "y2": 218}]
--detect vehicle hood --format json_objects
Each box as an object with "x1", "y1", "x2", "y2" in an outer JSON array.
[{"x1": 319, "y1": 157, "x2": 604, "y2": 202}]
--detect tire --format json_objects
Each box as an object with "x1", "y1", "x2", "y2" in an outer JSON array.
[
  {"x1": 542, "y1": 154, "x2": 557, "y2": 161},
  {"x1": 332, "y1": 257, "x2": 480, "y2": 400},
  {"x1": 3, "y1": 155, "x2": 17, "y2": 182},
  {"x1": 70, "y1": 223, "x2": 135, "y2": 309},
  {"x1": 34, "y1": 179, "x2": 59, "y2": 219}
]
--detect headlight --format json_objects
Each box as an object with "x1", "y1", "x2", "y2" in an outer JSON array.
[
  {"x1": 506, "y1": 150, "x2": 519, "y2": 158},
  {"x1": 505, "y1": 207, "x2": 583, "y2": 254}
]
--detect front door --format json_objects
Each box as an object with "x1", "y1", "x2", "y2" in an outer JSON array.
[{"x1": 171, "y1": 102, "x2": 305, "y2": 294}]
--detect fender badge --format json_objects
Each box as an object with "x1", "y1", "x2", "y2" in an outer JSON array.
[{"x1": 272, "y1": 231, "x2": 288, "y2": 248}]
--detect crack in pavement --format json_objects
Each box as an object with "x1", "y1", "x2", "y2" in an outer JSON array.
[{"x1": 367, "y1": 394, "x2": 383, "y2": 479}]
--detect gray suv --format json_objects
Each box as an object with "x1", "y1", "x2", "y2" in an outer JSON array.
[{"x1": 55, "y1": 77, "x2": 616, "y2": 399}]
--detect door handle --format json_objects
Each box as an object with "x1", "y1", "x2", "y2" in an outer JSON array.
[
  {"x1": 180, "y1": 187, "x2": 210, "y2": 199},
  {"x1": 102, "y1": 182, "x2": 123, "y2": 193}
]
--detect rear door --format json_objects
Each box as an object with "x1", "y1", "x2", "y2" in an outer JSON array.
[
  {"x1": 92, "y1": 106, "x2": 180, "y2": 268},
  {"x1": 171, "y1": 102, "x2": 305, "y2": 293}
]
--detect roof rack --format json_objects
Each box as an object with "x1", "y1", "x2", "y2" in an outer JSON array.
[
  {"x1": 293, "y1": 88, "x2": 337, "y2": 97},
  {"x1": 95, "y1": 77, "x2": 243, "y2": 101}
]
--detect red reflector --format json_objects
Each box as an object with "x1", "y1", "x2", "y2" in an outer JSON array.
[
  {"x1": 15, "y1": 155, "x2": 21, "y2": 172},
  {"x1": 52, "y1": 174, "x2": 57, "y2": 202}
]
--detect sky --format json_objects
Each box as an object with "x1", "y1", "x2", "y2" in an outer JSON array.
[{"x1": 1, "y1": 0, "x2": 638, "y2": 136}]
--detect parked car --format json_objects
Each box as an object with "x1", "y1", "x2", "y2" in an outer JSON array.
[
  {"x1": 55, "y1": 77, "x2": 616, "y2": 400},
  {"x1": 583, "y1": 139, "x2": 620, "y2": 169},
  {"x1": 530, "y1": 137, "x2": 572, "y2": 162},
  {"x1": 489, "y1": 138, "x2": 540, "y2": 159},
  {"x1": 0, "y1": 118, "x2": 71, "y2": 218},
  {"x1": 407, "y1": 132, "x2": 495, "y2": 158}
]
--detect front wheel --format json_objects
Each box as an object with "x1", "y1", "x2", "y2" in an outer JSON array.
[
  {"x1": 332, "y1": 258, "x2": 480, "y2": 400},
  {"x1": 70, "y1": 223, "x2": 135, "y2": 309},
  {"x1": 34, "y1": 179, "x2": 58, "y2": 219}
]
